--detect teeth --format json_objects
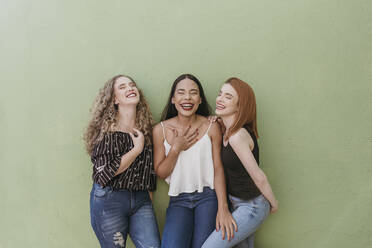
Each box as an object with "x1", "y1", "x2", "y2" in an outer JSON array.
[
  {"x1": 127, "y1": 93, "x2": 136, "y2": 97},
  {"x1": 181, "y1": 104, "x2": 193, "y2": 107}
]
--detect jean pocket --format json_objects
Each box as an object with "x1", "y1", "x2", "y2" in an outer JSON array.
[{"x1": 93, "y1": 185, "x2": 109, "y2": 198}]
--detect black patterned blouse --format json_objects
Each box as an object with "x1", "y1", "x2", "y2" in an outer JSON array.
[{"x1": 91, "y1": 132, "x2": 156, "y2": 191}]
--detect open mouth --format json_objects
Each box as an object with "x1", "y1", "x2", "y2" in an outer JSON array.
[
  {"x1": 180, "y1": 103, "x2": 194, "y2": 111},
  {"x1": 216, "y1": 103, "x2": 225, "y2": 110},
  {"x1": 126, "y1": 92, "x2": 137, "y2": 98}
]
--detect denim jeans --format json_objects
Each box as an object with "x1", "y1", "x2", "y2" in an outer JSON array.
[
  {"x1": 201, "y1": 194, "x2": 270, "y2": 248},
  {"x1": 90, "y1": 183, "x2": 161, "y2": 248},
  {"x1": 161, "y1": 187, "x2": 218, "y2": 248}
]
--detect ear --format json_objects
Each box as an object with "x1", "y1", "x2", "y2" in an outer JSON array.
[
  {"x1": 171, "y1": 97, "x2": 175, "y2": 104},
  {"x1": 114, "y1": 96, "x2": 119, "y2": 105}
]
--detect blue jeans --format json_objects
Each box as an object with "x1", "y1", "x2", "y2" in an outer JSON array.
[
  {"x1": 90, "y1": 183, "x2": 161, "y2": 248},
  {"x1": 161, "y1": 187, "x2": 218, "y2": 248},
  {"x1": 202, "y1": 194, "x2": 270, "y2": 248}
]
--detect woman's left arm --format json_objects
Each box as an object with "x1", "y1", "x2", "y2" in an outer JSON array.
[{"x1": 209, "y1": 122, "x2": 237, "y2": 241}]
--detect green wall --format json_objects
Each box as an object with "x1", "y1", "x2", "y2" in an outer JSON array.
[{"x1": 1, "y1": 0, "x2": 371, "y2": 247}]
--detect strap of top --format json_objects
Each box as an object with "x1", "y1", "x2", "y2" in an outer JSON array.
[
  {"x1": 206, "y1": 121, "x2": 213, "y2": 134},
  {"x1": 160, "y1": 122, "x2": 166, "y2": 140}
]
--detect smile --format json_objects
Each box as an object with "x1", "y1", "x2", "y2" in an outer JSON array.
[
  {"x1": 126, "y1": 92, "x2": 137, "y2": 98},
  {"x1": 180, "y1": 103, "x2": 194, "y2": 111},
  {"x1": 216, "y1": 103, "x2": 225, "y2": 110}
]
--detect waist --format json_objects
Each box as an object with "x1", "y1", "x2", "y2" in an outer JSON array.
[
  {"x1": 170, "y1": 186, "x2": 216, "y2": 200},
  {"x1": 92, "y1": 182, "x2": 150, "y2": 193}
]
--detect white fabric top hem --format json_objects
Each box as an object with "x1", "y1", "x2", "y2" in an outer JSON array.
[{"x1": 168, "y1": 184, "x2": 215, "y2": 196}]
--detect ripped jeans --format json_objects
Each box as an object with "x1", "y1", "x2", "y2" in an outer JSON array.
[{"x1": 90, "y1": 183, "x2": 161, "y2": 248}]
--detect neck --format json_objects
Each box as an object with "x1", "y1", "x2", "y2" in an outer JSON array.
[
  {"x1": 221, "y1": 114, "x2": 236, "y2": 132},
  {"x1": 176, "y1": 114, "x2": 197, "y2": 128},
  {"x1": 116, "y1": 105, "x2": 136, "y2": 131}
]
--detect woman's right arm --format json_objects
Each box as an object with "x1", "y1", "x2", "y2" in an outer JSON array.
[
  {"x1": 114, "y1": 128, "x2": 144, "y2": 176},
  {"x1": 153, "y1": 123, "x2": 181, "y2": 179},
  {"x1": 92, "y1": 130, "x2": 145, "y2": 185},
  {"x1": 229, "y1": 128, "x2": 278, "y2": 213},
  {"x1": 153, "y1": 123, "x2": 198, "y2": 179}
]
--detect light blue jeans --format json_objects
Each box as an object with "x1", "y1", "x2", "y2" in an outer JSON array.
[{"x1": 202, "y1": 194, "x2": 270, "y2": 248}]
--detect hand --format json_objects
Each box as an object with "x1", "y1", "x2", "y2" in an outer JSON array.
[
  {"x1": 208, "y1": 115, "x2": 218, "y2": 123},
  {"x1": 130, "y1": 128, "x2": 145, "y2": 154},
  {"x1": 270, "y1": 199, "x2": 279, "y2": 214},
  {"x1": 171, "y1": 126, "x2": 199, "y2": 152},
  {"x1": 215, "y1": 208, "x2": 237, "y2": 241},
  {"x1": 208, "y1": 116, "x2": 226, "y2": 134},
  {"x1": 148, "y1": 191, "x2": 153, "y2": 202}
]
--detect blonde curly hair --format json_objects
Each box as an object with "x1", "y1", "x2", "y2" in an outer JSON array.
[{"x1": 84, "y1": 75, "x2": 154, "y2": 155}]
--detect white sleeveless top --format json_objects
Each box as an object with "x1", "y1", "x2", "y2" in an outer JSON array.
[{"x1": 161, "y1": 122, "x2": 215, "y2": 196}]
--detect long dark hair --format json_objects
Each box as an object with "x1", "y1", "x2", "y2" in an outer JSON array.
[{"x1": 161, "y1": 74, "x2": 211, "y2": 120}]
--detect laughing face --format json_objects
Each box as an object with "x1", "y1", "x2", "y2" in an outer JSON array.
[
  {"x1": 114, "y1": 76, "x2": 140, "y2": 107},
  {"x1": 171, "y1": 78, "x2": 202, "y2": 117},
  {"x1": 215, "y1": 83, "x2": 239, "y2": 117}
]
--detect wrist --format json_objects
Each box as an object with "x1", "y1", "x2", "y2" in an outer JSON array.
[
  {"x1": 218, "y1": 203, "x2": 229, "y2": 211},
  {"x1": 132, "y1": 146, "x2": 142, "y2": 155},
  {"x1": 170, "y1": 145, "x2": 181, "y2": 154}
]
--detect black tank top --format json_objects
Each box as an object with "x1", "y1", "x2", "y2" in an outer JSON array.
[{"x1": 222, "y1": 125, "x2": 261, "y2": 200}]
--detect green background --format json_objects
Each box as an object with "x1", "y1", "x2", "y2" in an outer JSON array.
[{"x1": 1, "y1": 0, "x2": 371, "y2": 247}]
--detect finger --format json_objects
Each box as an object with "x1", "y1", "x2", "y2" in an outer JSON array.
[
  {"x1": 132, "y1": 128, "x2": 143, "y2": 136},
  {"x1": 215, "y1": 220, "x2": 220, "y2": 231},
  {"x1": 208, "y1": 116, "x2": 217, "y2": 122},
  {"x1": 186, "y1": 136, "x2": 199, "y2": 149},
  {"x1": 183, "y1": 125, "x2": 191, "y2": 136},
  {"x1": 186, "y1": 129, "x2": 198, "y2": 141},
  {"x1": 232, "y1": 219, "x2": 238, "y2": 232},
  {"x1": 230, "y1": 223, "x2": 234, "y2": 240},
  {"x1": 226, "y1": 225, "x2": 231, "y2": 241},
  {"x1": 129, "y1": 132, "x2": 135, "y2": 140},
  {"x1": 172, "y1": 128, "x2": 178, "y2": 137},
  {"x1": 186, "y1": 129, "x2": 198, "y2": 140},
  {"x1": 221, "y1": 226, "x2": 226, "y2": 240}
]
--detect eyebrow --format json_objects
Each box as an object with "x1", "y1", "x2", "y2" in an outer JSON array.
[{"x1": 118, "y1": 82, "x2": 134, "y2": 88}]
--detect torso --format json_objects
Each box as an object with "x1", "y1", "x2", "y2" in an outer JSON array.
[
  {"x1": 222, "y1": 125, "x2": 261, "y2": 200},
  {"x1": 160, "y1": 115, "x2": 215, "y2": 196},
  {"x1": 162, "y1": 115, "x2": 212, "y2": 145}
]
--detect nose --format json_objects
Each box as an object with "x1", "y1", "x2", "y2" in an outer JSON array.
[{"x1": 184, "y1": 93, "x2": 191, "y2": 99}]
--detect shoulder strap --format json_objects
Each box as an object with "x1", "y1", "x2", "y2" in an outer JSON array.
[
  {"x1": 160, "y1": 122, "x2": 166, "y2": 140},
  {"x1": 206, "y1": 121, "x2": 213, "y2": 134}
]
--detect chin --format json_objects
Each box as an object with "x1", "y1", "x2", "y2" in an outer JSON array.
[
  {"x1": 176, "y1": 107, "x2": 197, "y2": 117},
  {"x1": 215, "y1": 109, "x2": 224, "y2": 116},
  {"x1": 125, "y1": 99, "x2": 140, "y2": 105}
]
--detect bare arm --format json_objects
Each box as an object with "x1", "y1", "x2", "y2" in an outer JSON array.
[
  {"x1": 210, "y1": 123, "x2": 238, "y2": 240},
  {"x1": 229, "y1": 129, "x2": 278, "y2": 213},
  {"x1": 153, "y1": 123, "x2": 198, "y2": 179}
]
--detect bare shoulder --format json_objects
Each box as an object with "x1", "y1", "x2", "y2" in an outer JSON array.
[
  {"x1": 208, "y1": 121, "x2": 221, "y2": 135},
  {"x1": 162, "y1": 117, "x2": 177, "y2": 129},
  {"x1": 229, "y1": 128, "x2": 253, "y2": 148},
  {"x1": 153, "y1": 122, "x2": 163, "y2": 134}
]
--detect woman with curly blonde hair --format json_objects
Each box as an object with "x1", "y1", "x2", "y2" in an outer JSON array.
[{"x1": 84, "y1": 75, "x2": 160, "y2": 248}]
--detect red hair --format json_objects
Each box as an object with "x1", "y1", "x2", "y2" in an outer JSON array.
[{"x1": 224, "y1": 77, "x2": 259, "y2": 140}]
